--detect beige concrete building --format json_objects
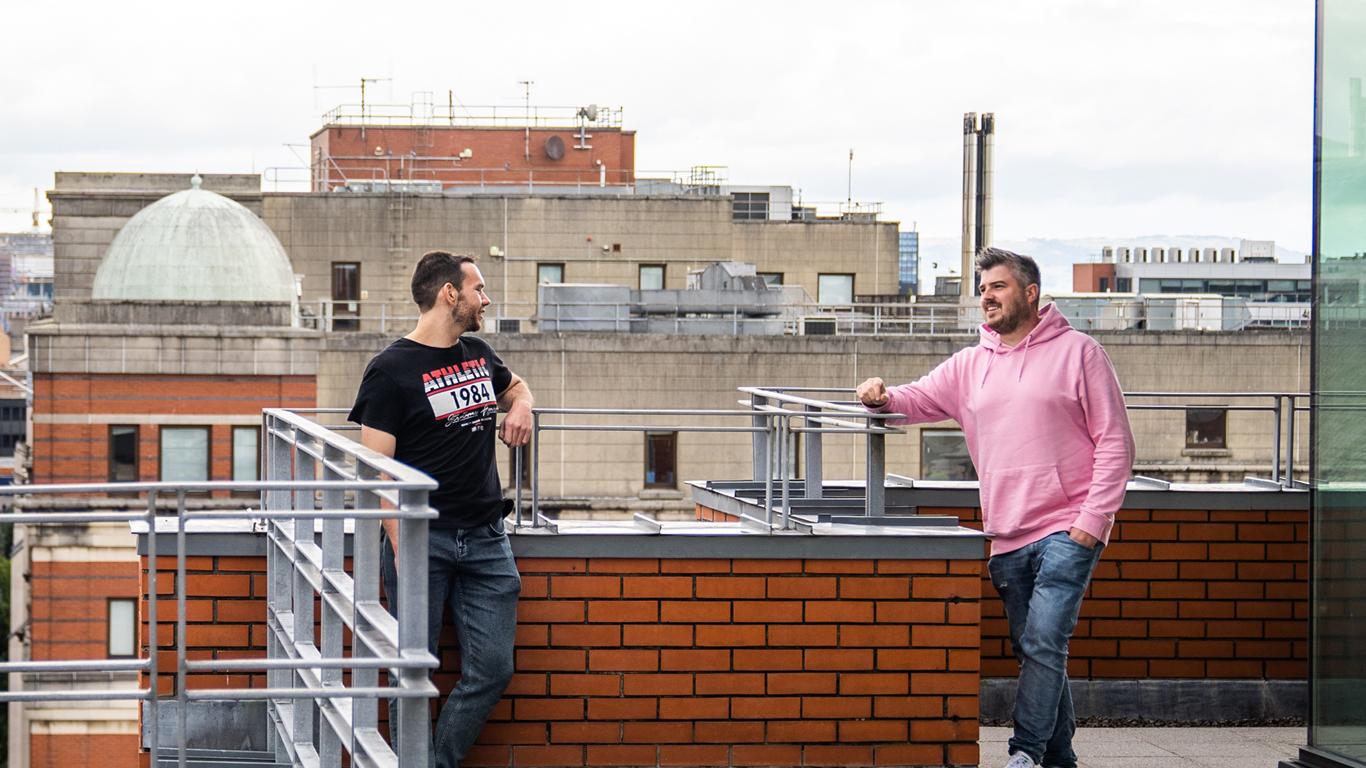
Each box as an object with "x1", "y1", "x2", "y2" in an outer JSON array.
[{"x1": 49, "y1": 173, "x2": 901, "y2": 334}]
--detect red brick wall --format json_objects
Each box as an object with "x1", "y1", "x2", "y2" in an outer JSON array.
[
  {"x1": 919, "y1": 505, "x2": 1310, "y2": 680},
  {"x1": 30, "y1": 373, "x2": 315, "y2": 484},
  {"x1": 138, "y1": 553, "x2": 982, "y2": 767},
  {"x1": 694, "y1": 502, "x2": 1309, "y2": 681},
  {"x1": 313, "y1": 125, "x2": 637, "y2": 189},
  {"x1": 30, "y1": 732, "x2": 138, "y2": 768},
  {"x1": 30, "y1": 561, "x2": 138, "y2": 661}
]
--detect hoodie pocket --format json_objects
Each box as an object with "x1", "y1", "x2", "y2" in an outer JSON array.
[{"x1": 980, "y1": 463, "x2": 1072, "y2": 536}]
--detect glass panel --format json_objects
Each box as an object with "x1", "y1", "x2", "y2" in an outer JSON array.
[
  {"x1": 817, "y1": 274, "x2": 854, "y2": 305},
  {"x1": 639, "y1": 265, "x2": 665, "y2": 291},
  {"x1": 108, "y1": 599, "x2": 136, "y2": 657},
  {"x1": 919, "y1": 430, "x2": 977, "y2": 481},
  {"x1": 232, "y1": 427, "x2": 258, "y2": 482},
  {"x1": 160, "y1": 427, "x2": 209, "y2": 482},
  {"x1": 1312, "y1": 2, "x2": 1366, "y2": 761},
  {"x1": 757, "y1": 273, "x2": 783, "y2": 287},
  {"x1": 538, "y1": 264, "x2": 564, "y2": 284}
]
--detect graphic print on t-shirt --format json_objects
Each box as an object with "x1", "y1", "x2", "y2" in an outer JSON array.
[{"x1": 422, "y1": 357, "x2": 498, "y2": 428}]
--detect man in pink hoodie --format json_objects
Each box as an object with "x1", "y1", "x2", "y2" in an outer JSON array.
[{"x1": 858, "y1": 248, "x2": 1134, "y2": 768}]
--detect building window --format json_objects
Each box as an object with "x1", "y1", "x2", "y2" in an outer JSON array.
[
  {"x1": 644, "y1": 432, "x2": 677, "y2": 488},
  {"x1": 107, "y1": 598, "x2": 136, "y2": 658},
  {"x1": 0, "y1": 398, "x2": 24, "y2": 458},
  {"x1": 109, "y1": 425, "x2": 139, "y2": 482},
  {"x1": 160, "y1": 426, "x2": 210, "y2": 481},
  {"x1": 639, "y1": 264, "x2": 665, "y2": 291},
  {"x1": 1115, "y1": 277, "x2": 1133, "y2": 292},
  {"x1": 538, "y1": 263, "x2": 565, "y2": 284},
  {"x1": 920, "y1": 429, "x2": 978, "y2": 481},
  {"x1": 1185, "y1": 409, "x2": 1227, "y2": 449},
  {"x1": 1098, "y1": 277, "x2": 1110, "y2": 292},
  {"x1": 757, "y1": 272, "x2": 784, "y2": 288},
  {"x1": 732, "y1": 192, "x2": 770, "y2": 221},
  {"x1": 331, "y1": 262, "x2": 361, "y2": 332},
  {"x1": 232, "y1": 426, "x2": 259, "y2": 482},
  {"x1": 818, "y1": 274, "x2": 855, "y2": 305}
]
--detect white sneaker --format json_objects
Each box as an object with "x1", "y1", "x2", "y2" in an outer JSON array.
[{"x1": 1004, "y1": 753, "x2": 1040, "y2": 768}]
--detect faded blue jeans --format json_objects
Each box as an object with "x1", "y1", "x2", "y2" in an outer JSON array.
[
  {"x1": 987, "y1": 531, "x2": 1103, "y2": 768},
  {"x1": 382, "y1": 517, "x2": 521, "y2": 768}
]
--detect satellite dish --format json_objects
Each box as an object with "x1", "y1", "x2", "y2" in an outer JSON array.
[{"x1": 544, "y1": 135, "x2": 565, "y2": 161}]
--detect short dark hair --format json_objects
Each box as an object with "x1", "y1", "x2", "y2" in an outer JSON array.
[
  {"x1": 975, "y1": 247, "x2": 1041, "y2": 304},
  {"x1": 411, "y1": 251, "x2": 477, "y2": 311}
]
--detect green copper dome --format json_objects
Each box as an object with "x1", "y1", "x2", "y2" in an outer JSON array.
[{"x1": 92, "y1": 176, "x2": 296, "y2": 306}]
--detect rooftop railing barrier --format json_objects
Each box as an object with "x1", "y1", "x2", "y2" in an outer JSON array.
[
  {"x1": 0, "y1": 408, "x2": 440, "y2": 768},
  {"x1": 296, "y1": 298, "x2": 1312, "y2": 335},
  {"x1": 492, "y1": 387, "x2": 1310, "y2": 535},
  {"x1": 319, "y1": 103, "x2": 625, "y2": 129}
]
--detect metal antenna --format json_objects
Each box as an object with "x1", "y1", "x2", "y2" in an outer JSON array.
[
  {"x1": 519, "y1": 80, "x2": 535, "y2": 161},
  {"x1": 847, "y1": 148, "x2": 854, "y2": 205}
]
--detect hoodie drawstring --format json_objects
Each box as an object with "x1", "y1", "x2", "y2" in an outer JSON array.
[{"x1": 1018, "y1": 335, "x2": 1032, "y2": 382}]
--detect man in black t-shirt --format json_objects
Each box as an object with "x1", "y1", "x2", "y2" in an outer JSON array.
[{"x1": 349, "y1": 251, "x2": 534, "y2": 768}]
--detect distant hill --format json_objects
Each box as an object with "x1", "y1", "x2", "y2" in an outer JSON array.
[{"x1": 917, "y1": 236, "x2": 1308, "y2": 294}]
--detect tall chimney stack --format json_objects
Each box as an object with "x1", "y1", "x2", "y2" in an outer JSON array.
[
  {"x1": 961, "y1": 112, "x2": 996, "y2": 301},
  {"x1": 960, "y1": 113, "x2": 979, "y2": 302}
]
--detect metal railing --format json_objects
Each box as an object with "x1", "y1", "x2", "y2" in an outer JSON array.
[
  {"x1": 510, "y1": 387, "x2": 1310, "y2": 532},
  {"x1": 0, "y1": 408, "x2": 439, "y2": 768}
]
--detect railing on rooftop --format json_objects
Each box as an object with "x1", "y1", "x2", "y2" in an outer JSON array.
[
  {"x1": 297, "y1": 297, "x2": 1312, "y2": 336},
  {"x1": 501, "y1": 387, "x2": 1309, "y2": 534},
  {"x1": 319, "y1": 102, "x2": 625, "y2": 129},
  {"x1": 0, "y1": 408, "x2": 439, "y2": 768}
]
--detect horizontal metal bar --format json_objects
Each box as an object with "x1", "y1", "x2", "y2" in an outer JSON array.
[
  {"x1": 739, "y1": 386, "x2": 883, "y2": 416},
  {"x1": 533, "y1": 408, "x2": 763, "y2": 416},
  {"x1": 185, "y1": 508, "x2": 436, "y2": 520},
  {"x1": 1127, "y1": 404, "x2": 1278, "y2": 412},
  {"x1": 0, "y1": 659, "x2": 149, "y2": 673},
  {"x1": 0, "y1": 479, "x2": 426, "y2": 496},
  {"x1": 1125, "y1": 391, "x2": 1310, "y2": 398},
  {"x1": 186, "y1": 656, "x2": 435, "y2": 672},
  {"x1": 187, "y1": 684, "x2": 436, "y2": 701},
  {"x1": 539, "y1": 425, "x2": 766, "y2": 433},
  {"x1": 0, "y1": 511, "x2": 150, "y2": 524},
  {"x1": 0, "y1": 689, "x2": 150, "y2": 702}
]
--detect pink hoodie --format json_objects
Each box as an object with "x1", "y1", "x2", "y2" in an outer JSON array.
[{"x1": 872, "y1": 304, "x2": 1135, "y2": 555}]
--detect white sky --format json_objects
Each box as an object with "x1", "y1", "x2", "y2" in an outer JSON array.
[{"x1": 0, "y1": 0, "x2": 1313, "y2": 263}]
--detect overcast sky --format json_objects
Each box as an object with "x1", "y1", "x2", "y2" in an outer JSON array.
[{"x1": 1, "y1": 0, "x2": 1314, "y2": 277}]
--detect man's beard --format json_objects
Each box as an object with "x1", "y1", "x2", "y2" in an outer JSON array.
[
  {"x1": 452, "y1": 298, "x2": 482, "y2": 333},
  {"x1": 986, "y1": 297, "x2": 1032, "y2": 335}
]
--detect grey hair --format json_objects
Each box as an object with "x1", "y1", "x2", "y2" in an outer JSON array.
[{"x1": 975, "y1": 247, "x2": 1041, "y2": 304}]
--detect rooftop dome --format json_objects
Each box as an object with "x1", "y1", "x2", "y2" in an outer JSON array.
[{"x1": 91, "y1": 176, "x2": 296, "y2": 305}]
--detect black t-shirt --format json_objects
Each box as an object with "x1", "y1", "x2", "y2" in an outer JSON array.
[{"x1": 348, "y1": 336, "x2": 514, "y2": 528}]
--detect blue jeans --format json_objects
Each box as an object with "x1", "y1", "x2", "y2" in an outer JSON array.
[
  {"x1": 987, "y1": 531, "x2": 1102, "y2": 768},
  {"x1": 382, "y1": 517, "x2": 521, "y2": 768}
]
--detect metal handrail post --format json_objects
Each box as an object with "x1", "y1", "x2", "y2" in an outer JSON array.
[
  {"x1": 176, "y1": 490, "x2": 189, "y2": 768},
  {"x1": 750, "y1": 394, "x2": 769, "y2": 481},
  {"x1": 145, "y1": 492, "x2": 159, "y2": 759},
  {"x1": 395, "y1": 488, "x2": 431, "y2": 767},
  {"x1": 514, "y1": 444, "x2": 524, "y2": 527},
  {"x1": 264, "y1": 418, "x2": 291, "y2": 763},
  {"x1": 1271, "y1": 395, "x2": 1283, "y2": 483},
  {"x1": 318, "y1": 443, "x2": 345, "y2": 766},
  {"x1": 531, "y1": 413, "x2": 541, "y2": 528},
  {"x1": 351, "y1": 462, "x2": 381, "y2": 736},
  {"x1": 1286, "y1": 395, "x2": 1296, "y2": 484},
  {"x1": 292, "y1": 440, "x2": 317, "y2": 756},
  {"x1": 764, "y1": 413, "x2": 776, "y2": 527},
  {"x1": 866, "y1": 429, "x2": 885, "y2": 517},
  {"x1": 804, "y1": 405, "x2": 823, "y2": 500},
  {"x1": 779, "y1": 417, "x2": 791, "y2": 530}
]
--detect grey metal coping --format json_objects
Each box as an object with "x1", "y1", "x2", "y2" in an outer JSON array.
[
  {"x1": 130, "y1": 475, "x2": 1306, "y2": 559},
  {"x1": 132, "y1": 517, "x2": 987, "y2": 560}
]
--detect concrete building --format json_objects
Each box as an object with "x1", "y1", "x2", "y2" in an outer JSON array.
[
  {"x1": 1074, "y1": 240, "x2": 1309, "y2": 301},
  {"x1": 898, "y1": 230, "x2": 919, "y2": 295}
]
